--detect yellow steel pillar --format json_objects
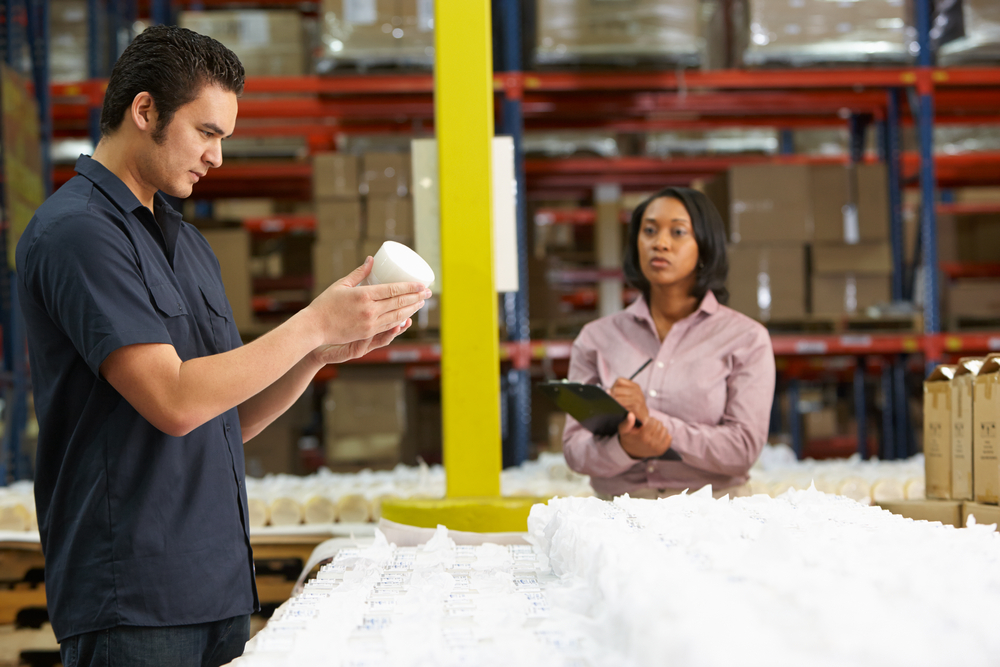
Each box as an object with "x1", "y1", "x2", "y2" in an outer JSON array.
[{"x1": 436, "y1": 0, "x2": 501, "y2": 498}]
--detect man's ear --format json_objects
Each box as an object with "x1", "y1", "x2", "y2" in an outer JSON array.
[{"x1": 131, "y1": 92, "x2": 158, "y2": 134}]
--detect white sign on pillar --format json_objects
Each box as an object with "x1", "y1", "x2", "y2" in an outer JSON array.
[{"x1": 411, "y1": 136, "x2": 519, "y2": 295}]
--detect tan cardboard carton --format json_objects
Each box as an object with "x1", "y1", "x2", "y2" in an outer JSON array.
[
  {"x1": 213, "y1": 199, "x2": 275, "y2": 221},
  {"x1": 313, "y1": 240, "x2": 360, "y2": 297},
  {"x1": 925, "y1": 364, "x2": 957, "y2": 499},
  {"x1": 727, "y1": 244, "x2": 807, "y2": 321},
  {"x1": 729, "y1": 165, "x2": 813, "y2": 243},
  {"x1": 179, "y1": 10, "x2": 305, "y2": 76},
  {"x1": 366, "y1": 196, "x2": 413, "y2": 241},
  {"x1": 811, "y1": 274, "x2": 891, "y2": 316},
  {"x1": 876, "y1": 500, "x2": 963, "y2": 527},
  {"x1": 974, "y1": 356, "x2": 1000, "y2": 504},
  {"x1": 809, "y1": 165, "x2": 851, "y2": 243},
  {"x1": 812, "y1": 243, "x2": 893, "y2": 275},
  {"x1": 947, "y1": 279, "x2": 1000, "y2": 324},
  {"x1": 362, "y1": 152, "x2": 411, "y2": 197},
  {"x1": 962, "y1": 501, "x2": 1000, "y2": 529},
  {"x1": 952, "y1": 357, "x2": 985, "y2": 501},
  {"x1": 316, "y1": 199, "x2": 363, "y2": 242},
  {"x1": 856, "y1": 163, "x2": 889, "y2": 242},
  {"x1": 313, "y1": 153, "x2": 359, "y2": 200},
  {"x1": 323, "y1": 367, "x2": 407, "y2": 464},
  {"x1": 200, "y1": 229, "x2": 253, "y2": 331}
]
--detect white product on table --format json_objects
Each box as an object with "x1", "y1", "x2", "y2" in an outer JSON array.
[
  {"x1": 302, "y1": 494, "x2": 338, "y2": 525},
  {"x1": 358, "y1": 241, "x2": 435, "y2": 288},
  {"x1": 247, "y1": 497, "x2": 270, "y2": 529},
  {"x1": 268, "y1": 497, "x2": 304, "y2": 527},
  {"x1": 335, "y1": 493, "x2": 371, "y2": 524}
]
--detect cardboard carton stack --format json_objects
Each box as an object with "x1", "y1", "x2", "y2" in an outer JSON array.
[
  {"x1": 179, "y1": 10, "x2": 307, "y2": 76},
  {"x1": 312, "y1": 152, "x2": 412, "y2": 298},
  {"x1": 51, "y1": 0, "x2": 90, "y2": 82},
  {"x1": 535, "y1": 0, "x2": 703, "y2": 66},
  {"x1": 938, "y1": 0, "x2": 1000, "y2": 66},
  {"x1": 742, "y1": 0, "x2": 910, "y2": 66},
  {"x1": 323, "y1": 367, "x2": 408, "y2": 466},
  {"x1": 317, "y1": 0, "x2": 434, "y2": 70},
  {"x1": 723, "y1": 163, "x2": 892, "y2": 323},
  {"x1": 938, "y1": 189, "x2": 1000, "y2": 329},
  {"x1": 200, "y1": 228, "x2": 255, "y2": 332}
]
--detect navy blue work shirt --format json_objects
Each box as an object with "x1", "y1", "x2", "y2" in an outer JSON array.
[{"x1": 15, "y1": 155, "x2": 258, "y2": 642}]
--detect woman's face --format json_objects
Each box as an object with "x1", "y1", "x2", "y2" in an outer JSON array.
[{"x1": 637, "y1": 196, "x2": 700, "y2": 290}]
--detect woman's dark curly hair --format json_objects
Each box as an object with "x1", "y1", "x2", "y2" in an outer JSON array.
[{"x1": 623, "y1": 187, "x2": 729, "y2": 306}]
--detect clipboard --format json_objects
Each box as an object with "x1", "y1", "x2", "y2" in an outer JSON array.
[{"x1": 537, "y1": 381, "x2": 641, "y2": 437}]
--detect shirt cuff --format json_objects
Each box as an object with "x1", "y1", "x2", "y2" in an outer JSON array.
[
  {"x1": 604, "y1": 432, "x2": 642, "y2": 472},
  {"x1": 649, "y1": 409, "x2": 686, "y2": 459}
]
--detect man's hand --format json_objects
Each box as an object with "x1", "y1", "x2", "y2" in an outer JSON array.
[
  {"x1": 310, "y1": 318, "x2": 413, "y2": 366},
  {"x1": 609, "y1": 378, "x2": 649, "y2": 423},
  {"x1": 307, "y1": 257, "x2": 430, "y2": 346},
  {"x1": 618, "y1": 412, "x2": 672, "y2": 459}
]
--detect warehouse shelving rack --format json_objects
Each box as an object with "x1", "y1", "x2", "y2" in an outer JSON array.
[{"x1": 30, "y1": 0, "x2": 1000, "y2": 471}]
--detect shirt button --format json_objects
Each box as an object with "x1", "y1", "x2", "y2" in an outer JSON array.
[
  {"x1": 225, "y1": 424, "x2": 231, "y2": 431},
  {"x1": 177, "y1": 303, "x2": 183, "y2": 312},
  {"x1": 649, "y1": 389, "x2": 658, "y2": 397},
  {"x1": 646, "y1": 464, "x2": 655, "y2": 474},
  {"x1": 656, "y1": 361, "x2": 664, "y2": 369}
]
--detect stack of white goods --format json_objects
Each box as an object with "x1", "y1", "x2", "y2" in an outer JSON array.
[
  {"x1": 0, "y1": 481, "x2": 37, "y2": 532},
  {"x1": 527, "y1": 491, "x2": 1000, "y2": 666},
  {"x1": 749, "y1": 444, "x2": 925, "y2": 504},
  {"x1": 237, "y1": 527, "x2": 617, "y2": 666},
  {"x1": 244, "y1": 454, "x2": 594, "y2": 529},
  {"x1": 239, "y1": 491, "x2": 1000, "y2": 665}
]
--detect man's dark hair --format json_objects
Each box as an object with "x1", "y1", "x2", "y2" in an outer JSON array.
[
  {"x1": 100, "y1": 25, "x2": 245, "y2": 142},
  {"x1": 623, "y1": 186, "x2": 729, "y2": 306}
]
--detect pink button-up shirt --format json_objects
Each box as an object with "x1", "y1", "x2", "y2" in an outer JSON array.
[{"x1": 562, "y1": 291, "x2": 776, "y2": 496}]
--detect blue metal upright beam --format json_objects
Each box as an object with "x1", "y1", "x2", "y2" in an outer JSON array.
[
  {"x1": 854, "y1": 357, "x2": 869, "y2": 459},
  {"x1": 880, "y1": 363, "x2": 895, "y2": 459},
  {"x1": 915, "y1": 0, "x2": 940, "y2": 342},
  {"x1": 87, "y1": 0, "x2": 102, "y2": 142},
  {"x1": 788, "y1": 380, "x2": 803, "y2": 459},
  {"x1": 497, "y1": 0, "x2": 530, "y2": 467},
  {"x1": 885, "y1": 89, "x2": 905, "y2": 302}
]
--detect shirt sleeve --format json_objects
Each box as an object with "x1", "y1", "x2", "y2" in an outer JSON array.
[
  {"x1": 561, "y1": 328, "x2": 640, "y2": 478},
  {"x1": 22, "y1": 212, "x2": 175, "y2": 377},
  {"x1": 653, "y1": 326, "x2": 776, "y2": 478}
]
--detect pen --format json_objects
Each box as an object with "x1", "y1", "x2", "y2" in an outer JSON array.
[{"x1": 628, "y1": 359, "x2": 653, "y2": 381}]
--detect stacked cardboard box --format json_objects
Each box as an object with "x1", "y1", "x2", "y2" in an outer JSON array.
[
  {"x1": 312, "y1": 152, "x2": 413, "y2": 297},
  {"x1": 51, "y1": 0, "x2": 91, "y2": 82},
  {"x1": 724, "y1": 163, "x2": 892, "y2": 322},
  {"x1": 535, "y1": 0, "x2": 703, "y2": 66},
  {"x1": 974, "y1": 356, "x2": 1000, "y2": 505},
  {"x1": 317, "y1": 0, "x2": 434, "y2": 70},
  {"x1": 179, "y1": 10, "x2": 307, "y2": 76},
  {"x1": 938, "y1": 0, "x2": 1000, "y2": 66},
  {"x1": 323, "y1": 367, "x2": 408, "y2": 465},
  {"x1": 743, "y1": 0, "x2": 910, "y2": 66},
  {"x1": 200, "y1": 228, "x2": 254, "y2": 332}
]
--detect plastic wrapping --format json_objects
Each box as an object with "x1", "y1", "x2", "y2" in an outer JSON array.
[
  {"x1": 535, "y1": 0, "x2": 703, "y2": 66},
  {"x1": 317, "y1": 0, "x2": 434, "y2": 71},
  {"x1": 178, "y1": 10, "x2": 307, "y2": 76},
  {"x1": 743, "y1": 0, "x2": 913, "y2": 66},
  {"x1": 939, "y1": 0, "x2": 1000, "y2": 65},
  {"x1": 645, "y1": 129, "x2": 779, "y2": 157}
]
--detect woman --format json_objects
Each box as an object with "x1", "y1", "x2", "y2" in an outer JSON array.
[{"x1": 562, "y1": 187, "x2": 775, "y2": 499}]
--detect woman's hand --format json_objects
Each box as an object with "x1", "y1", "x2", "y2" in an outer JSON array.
[
  {"x1": 310, "y1": 319, "x2": 412, "y2": 366},
  {"x1": 609, "y1": 378, "x2": 649, "y2": 423},
  {"x1": 618, "y1": 412, "x2": 672, "y2": 459}
]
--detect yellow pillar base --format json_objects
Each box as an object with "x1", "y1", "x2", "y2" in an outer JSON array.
[{"x1": 380, "y1": 497, "x2": 549, "y2": 533}]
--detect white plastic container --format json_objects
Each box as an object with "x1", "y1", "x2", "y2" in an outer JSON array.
[{"x1": 359, "y1": 241, "x2": 435, "y2": 288}]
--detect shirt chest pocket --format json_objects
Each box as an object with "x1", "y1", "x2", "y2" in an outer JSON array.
[
  {"x1": 148, "y1": 283, "x2": 195, "y2": 351},
  {"x1": 200, "y1": 285, "x2": 234, "y2": 354}
]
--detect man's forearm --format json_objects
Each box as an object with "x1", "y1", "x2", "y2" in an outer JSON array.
[{"x1": 237, "y1": 352, "x2": 324, "y2": 442}]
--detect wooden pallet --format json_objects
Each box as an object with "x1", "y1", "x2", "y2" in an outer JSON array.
[{"x1": 950, "y1": 315, "x2": 1000, "y2": 332}]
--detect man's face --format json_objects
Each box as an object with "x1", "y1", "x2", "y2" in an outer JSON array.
[{"x1": 139, "y1": 84, "x2": 237, "y2": 199}]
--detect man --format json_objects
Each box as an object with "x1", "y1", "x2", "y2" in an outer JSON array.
[{"x1": 16, "y1": 25, "x2": 429, "y2": 666}]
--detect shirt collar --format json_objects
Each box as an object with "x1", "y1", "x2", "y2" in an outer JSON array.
[
  {"x1": 75, "y1": 154, "x2": 184, "y2": 262},
  {"x1": 627, "y1": 290, "x2": 720, "y2": 330}
]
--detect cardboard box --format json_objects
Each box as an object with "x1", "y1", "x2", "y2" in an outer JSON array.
[
  {"x1": 366, "y1": 196, "x2": 413, "y2": 241},
  {"x1": 812, "y1": 243, "x2": 893, "y2": 275},
  {"x1": 313, "y1": 153, "x2": 360, "y2": 200},
  {"x1": 50, "y1": 0, "x2": 88, "y2": 82},
  {"x1": 809, "y1": 165, "x2": 851, "y2": 244},
  {"x1": 362, "y1": 239, "x2": 384, "y2": 261},
  {"x1": 811, "y1": 274, "x2": 891, "y2": 316},
  {"x1": 975, "y1": 356, "x2": 1000, "y2": 504},
  {"x1": 947, "y1": 279, "x2": 1000, "y2": 324},
  {"x1": 729, "y1": 165, "x2": 813, "y2": 243},
  {"x1": 213, "y1": 199, "x2": 275, "y2": 221},
  {"x1": 876, "y1": 500, "x2": 963, "y2": 527},
  {"x1": 962, "y1": 501, "x2": 1000, "y2": 529},
  {"x1": 855, "y1": 163, "x2": 889, "y2": 242},
  {"x1": 200, "y1": 229, "x2": 253, "y2": 331},
  {"x1": 952, "y1": 358, "x2": 985, "y2": 501},
  {"x1": 316, "y1": 199, "x2": 363, "y2": 242},
  {"x1": 535, "y1": 0, "x2": 702, "y2": 64},
  {"x1": 727, "y1": 244, "x2": 807, "y2": 321},
  {"x1": 319, "y1": 0, "x2": 433, "y2": 63},
  {"x1": 313, "y1": 240, "x2": 359, "y2": 297},
  {"x1": 925, "y1": 365, "x2": 957, "y2": 499},
  {"x1": 243, "y1": 395, "x2": 311, "y2": 476},
  {"x1": 323, "y1": 367, "x2": 407, "y2": 463},
  {"x1": 179, "y1": 10, "x2": 306, "y2": 76},
  {"x1": 804, "y1": 408, "x2": 838, "y2": 440},
  {"x1": 361, "y1": 152, "x2": 410, "y2": 197}
]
